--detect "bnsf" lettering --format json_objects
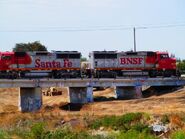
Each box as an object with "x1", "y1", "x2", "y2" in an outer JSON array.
[
  {"x1": 35, "y1": 59, "x2": 72, "y2": 68},
  {"x1": 120, "y1": 57, "x2": 143, "y2": 65}
]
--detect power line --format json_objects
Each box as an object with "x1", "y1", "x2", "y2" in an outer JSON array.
[{"x1": 0, "y1": 23, "x2": 185, "y2": 33}]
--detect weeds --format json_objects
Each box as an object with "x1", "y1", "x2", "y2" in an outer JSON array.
[
  {"x1": 114, "y1": 130, "x2": 158, "y2": 139},
  {"x1": 7, "y1": 127, "x2": 31, "y2": 139},
  {"x1": 170, "y1": 130, "x2": 185, "y2": 139},
  {"x1": 30, "y1": 122, "x2": 46, "y2": 139},
  {"x1": 89, "y1": 112, "x2": 148, "y2": 131},
  {"x1": 161, "y1": 114, "x2": 170, "y2": 124},
  {"x1": 1, "y1": 112, "x2": 185, "y2": 139},
  {"x1": 0, "y1": 129, "x2": 10, "y2": 139}
]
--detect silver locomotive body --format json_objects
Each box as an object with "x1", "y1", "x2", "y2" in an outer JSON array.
[
  {"x1": 89, "y1": 51, "x2": 157, "y2": 77},
  {"x1": 89, "y1": 51, "x2": 118, "y2": 78},
  {"x1": 23, "y1": 51, "x2": 81, "y2": 78}
]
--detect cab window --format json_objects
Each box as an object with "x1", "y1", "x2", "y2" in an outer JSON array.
[
  {"x1": 160, "y1": 54, "x2": 169, "y2": 59},
  {"x1": 1, "y1": 55, "x2": 12, "y2": 60}
]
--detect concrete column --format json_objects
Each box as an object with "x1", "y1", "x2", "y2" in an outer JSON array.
[
  {"x1": 68, "y1": 86, "x2": 93, "y2": 103},
  {"x1": 115, "y1": 86, "x2": 142, "y2": 99},
  {"x1": 19, "y1": 87, "x2": 42, "y2": 112}
]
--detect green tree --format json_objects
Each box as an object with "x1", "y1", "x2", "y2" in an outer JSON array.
[
  {"x1": 13, "y1": 41, "x2": 47, "y2": 52},
  {"x1": 177, "y1": 59, "x2": 185, "y2": 73},
  {"x1": 81, "y1": 57, "x2": 87, "y2": 62}
]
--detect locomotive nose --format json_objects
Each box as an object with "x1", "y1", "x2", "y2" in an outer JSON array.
[{"x1": 170, "y1": 58, "x2": 177, "y2": 68}]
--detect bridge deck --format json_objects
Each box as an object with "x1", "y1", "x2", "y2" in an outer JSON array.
[{"x1": 0, "y1": 77, "x2": 184, "y2": 88}]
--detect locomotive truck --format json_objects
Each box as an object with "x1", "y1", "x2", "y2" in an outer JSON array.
[{"x1": 0, "y1": 50, "x2": 179, "y2": 79}]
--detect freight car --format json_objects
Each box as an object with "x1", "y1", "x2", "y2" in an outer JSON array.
[{"x1": 89, "y1": 51, "x2": 178, "y2": 78}]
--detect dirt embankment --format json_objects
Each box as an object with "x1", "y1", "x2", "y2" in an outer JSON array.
[{"x1": 0, "y1": 86, "x2": 185, "y2": 127}]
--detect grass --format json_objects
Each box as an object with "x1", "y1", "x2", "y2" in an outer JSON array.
[
  {"x1": 114, "y1": 130, "x2": 158, "y2": 139},
  {"x1": 161, "y1": 114, "x2": 170, "y2": 124},
  {"x1": 0, "y1": 129, "x2": 10, "y2": 139},
  {"x1": 30, "y1": 122, "x2": 46, "y2": 139},
  {"x1": 89, "y1": 112, "x2": 149, "y2": 132},
  {"x1": 1, "y1": 112, "x2": 185, "y2": 139},
  {"x1": 170, "y1": 130, "x2": 185, "y2": 139}
]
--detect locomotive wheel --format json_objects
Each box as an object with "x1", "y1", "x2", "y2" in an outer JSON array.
[
  {"x1": 52, "y1": 71, "x2": 61, "y2": 79},
  {"x1": 8, "y1": 71, "x2": 19, "y2": 79},
  {"x1": 149, "y1": 70, "x2": 156, "y2": 78},
  {"x1": 95, "y1": 71, "x2": 101, "y2": 78},
  {"x1": 177, "y1": 70, "x2": 181, "y2": 77},
  {"x1": 164, "y1": 70, "x2": 172, "y2": 77}
]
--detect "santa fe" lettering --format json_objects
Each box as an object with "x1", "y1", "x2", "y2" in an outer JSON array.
[
  {"x1": 35, "y1": 59, "x2": 72, "y2": 68},
  {"x1": 120, "y1": 57, "x2": 143, "y2": 65}
]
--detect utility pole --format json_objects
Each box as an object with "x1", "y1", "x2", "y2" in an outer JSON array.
[{"x1": 133, "y1": 27, "x2": 136, "y2": 52}]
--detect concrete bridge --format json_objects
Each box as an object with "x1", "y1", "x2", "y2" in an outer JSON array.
[{"x1": 0, "y1": 77, "x2": 185, "y2": 112}]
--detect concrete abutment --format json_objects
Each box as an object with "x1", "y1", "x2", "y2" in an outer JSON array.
[
  {"x1": 19, "y1": 87, "x2": 42, "y2": 112},
  {"x1": 115, "y1": 86, "x2": 142, "y2": 99},
  {"x1": 18, "y1": 85, "x2": 143, "y2": 112},
  {"x1": 68, "y1": 87, "x2": 93, "y2": 103}
]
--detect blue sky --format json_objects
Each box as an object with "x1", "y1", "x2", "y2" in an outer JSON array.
[{"x1": 0, "y1": 0, "x2": 185, "y2": 59}]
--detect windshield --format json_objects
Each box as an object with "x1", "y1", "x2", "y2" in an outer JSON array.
[{"x1": 160, "y1": 54, "x2": 169, "y2": 59}]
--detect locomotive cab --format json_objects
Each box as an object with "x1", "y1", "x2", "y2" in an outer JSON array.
[
  {"x1": 0, "y1": 52, "x2": 33, "y2": 78},
  {"x1": 155, "y1": 52, "x2": 177, "y2": 77},
  {"x1": 0, "y1": 52, "x2": 13, "y2": 70},
  {"x1": 0, "y1": 52, "x2": 17, "y2": 78}
]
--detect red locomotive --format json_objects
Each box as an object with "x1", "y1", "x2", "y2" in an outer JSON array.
[
  {"x1": 89, "y1": 51, "x2": 178, "y2": 78},
  {"x1": 0, "y1": 50, "x2": 179, "y2": 79},
  {"x1": 0, "y1": 51, "x2": 81, "y2": 78}
]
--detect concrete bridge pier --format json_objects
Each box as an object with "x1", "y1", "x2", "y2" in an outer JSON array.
[
  {"x1": 19, "y1": 87, "x2": 42, "y2": 112},
  {"x1": 68, "y1": 86, "x2": 93, "y2": 103},
  {"x1": 115, "y1": 86, "x2": 142, "y2": 99}
]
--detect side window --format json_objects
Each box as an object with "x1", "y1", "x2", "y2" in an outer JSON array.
[
  {"x1": 95, "y1": 61, "x2": 98, "y2": 67},
  {"x1": 94, "y1": 54, "x2": 105, "y2": 59},
  {"x1": 1, "y1": 55, "x2": 11, "y2": 60},
  {"x1": 69, "y1": 54, "x2": 81, "y2": 59}
]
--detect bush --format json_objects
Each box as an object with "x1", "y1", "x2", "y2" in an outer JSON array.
[
  {"x1": 115, "y1": 130, "x2": 157, "y2": 139},
  {"x1": 118, "y1": 113, "x2": 143, "y2": 124},
  {"x1": 131, "y1": 123, "x2": 149, "y2": 132},
  {"x1": 7, "y1": 128, "x2": 31, "y2": 139},
  {"x1": 116, "y1": 112, "x2": 143, "y2": 130},
  {"x1": 43, "y1": 128, "x2": 110, "y2": 139},
  {"x1": 161, "y1": 114, "x2": 170, "y2": 124},
  {"x1": 89, "y1": 112, "x2": 145, "y2": 131},
  {"x1": 43, "y1": 127, "x2": 74, "y2": 139},
  {"x1": 0, "y1": 129, "x2": 10, "y2": 139},
  {"x1": 30, "y1": 122, "x2": 46, "y2": 139},
  {"x1": 170, "y1": 130, "x2": 185, "y2": 139},
  {"x1": 90, "y1": 115, "x2": 117, "y2": 129}
]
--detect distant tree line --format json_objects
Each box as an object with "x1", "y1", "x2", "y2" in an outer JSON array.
[
  {"x1": 177, "y1": 59, "x2": 185, "y2": 73},
  {"x1": 13, "y1": 41, "x2": 47, "y2": 52},
  {"x1": 13, "y1": 41, "x2": 88, "y2": 61}
]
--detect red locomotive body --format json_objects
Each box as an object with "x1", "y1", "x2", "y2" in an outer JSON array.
[
  {"x1": 0, "y1": 51, "x2": 81, "y2": 78},
  {"x1": 155, "y1": 52, "x2": 176, "y2": 70},
  {"x1": 0, "y1": 52, "x2": 32, "y2": 78},
  {"x1": 0, "y1": 52, "x2": 32, "y2": 71},
  {"x1": 89, "y1": 51, "x2": 178, "y2": 78}
]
